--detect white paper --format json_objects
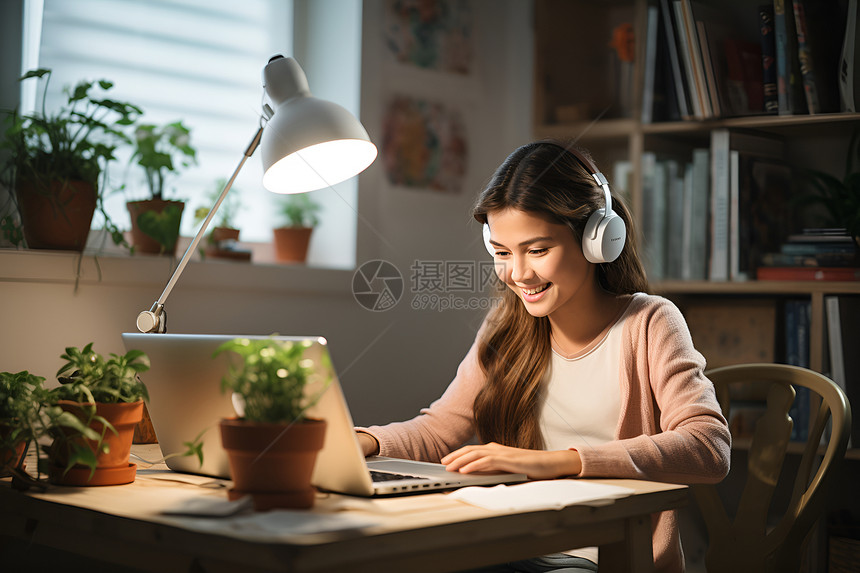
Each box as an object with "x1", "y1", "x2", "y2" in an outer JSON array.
[{"x1": 448, "y1": 480, "x2": 635, "y2": 512}]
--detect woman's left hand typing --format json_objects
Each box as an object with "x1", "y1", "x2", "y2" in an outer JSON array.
[{"x1": 440, "y1": 442, "x2": 582, "y2": 480}]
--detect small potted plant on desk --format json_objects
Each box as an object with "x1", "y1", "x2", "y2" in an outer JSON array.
[
  {"x1": 0, "y1": 371, "x2": 46, "y2": 478},
  {"x1": 45, "y1": 343, "x2": 150, "y2": 486},
  {"x1": 215, "y1": 337, "x2": 330, "y2": 510},
  {"x1": 273, "y1": 192, "x2": 321, "y2": 263},
  {"x1": 126, "y1": 120, "x2": 196, "y2": 256},
  {"x1": 0, "y1": 69, "x2": 141, "y2": 251},
  {"x1": 193, "y1": 177, "x2": 250, "y2": 261}
]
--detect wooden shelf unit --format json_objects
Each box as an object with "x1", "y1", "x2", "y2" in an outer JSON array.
[{"x1": 534, "y1": 3, "x2": 860, "y2": 567}]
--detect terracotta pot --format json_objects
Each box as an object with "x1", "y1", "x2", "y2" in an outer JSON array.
[
  {"x1": 211, "y1": 227, "x2": 240, "y2": 244},
  {"x1": 50, "y1": 400, "x2": 144, "y2": 486},
  {"x1": 16, "y1": 178, "x2": 97, "y2": 251},
  {"x1": 127, "y1": 199, "x2": 185, "y2": 256},
  {"x1": 273, "y1": 227, "x2": 313, "y2": 263},
  {"x1": 0, "y1": 425, "x2": 27, "y2": 477},
  {"x1": 220, "y1": 417, "x2": 327, "y2": 510}
]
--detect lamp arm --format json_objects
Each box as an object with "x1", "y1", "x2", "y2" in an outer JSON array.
[{"x1": 136, "y1": 125, "x2": 265, "y2": 333}]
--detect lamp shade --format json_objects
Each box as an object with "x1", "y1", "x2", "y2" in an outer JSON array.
[{"x1": 260, "y1": 56, "x2": 377, "y2": 194}]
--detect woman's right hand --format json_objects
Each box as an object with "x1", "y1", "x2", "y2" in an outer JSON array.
[{"x1": 356, "y1": 431, "x2": 380, "y2": 457}]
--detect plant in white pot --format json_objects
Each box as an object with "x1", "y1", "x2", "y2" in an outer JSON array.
[
  {"x1": 127, "y1": 120, "x2": 196, "y2": 256},
  {"x1": 215, "y1": 336, "x2": 330, "y2": 510},
  {"x1": 273, "y1": 192, "x2": 321, "y2": 263}
]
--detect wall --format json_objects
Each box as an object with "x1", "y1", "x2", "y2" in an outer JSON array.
[{"x1": 0, "y1": 0, "x2": 534, "y2": 428}]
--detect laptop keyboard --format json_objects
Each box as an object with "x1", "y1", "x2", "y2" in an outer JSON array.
[{"x1": 370, "y1": 470, "x2": 431, "y2": 483}]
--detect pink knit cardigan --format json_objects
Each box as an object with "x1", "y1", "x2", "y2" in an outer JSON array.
[{"x1": 361, "y1": 293, "x2": 731, "y2": 572}]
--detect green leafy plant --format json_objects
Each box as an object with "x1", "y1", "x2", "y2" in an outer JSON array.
[
  {"x1": 193, "y1": 177, "x2": 243, "y2": 230},
  {"x1": 277, "y1": 193, "x2": 321, "y2": 228},
  {"x1": 0, "y1": 371, "x2": 46, "y2": 459},
  {"x1": 215, "y1": 337, "x2": 331, "y2": 424},
  {"x1": 42, "y1": 343, "x2": 150, "y2": 480},
  {"x1": 54, "y1": 343, "x2": 150, "y2": 404},
  {"x1": 131, "y1": 120, "x2": 196, "y2": 201},
  {"x1": 798, "y1": 129, "x2": 860, "y2": 245},
  {"x1": 0, "y1": 370, "x2": 108, "y2": 487},
  {"x1": 0, "y1": 69, "x2": 142, "y2": 248}
]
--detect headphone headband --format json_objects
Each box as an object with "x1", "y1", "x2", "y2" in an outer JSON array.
[{"x1": 482, "y1": 142, "x2": 626, "y2": 264}]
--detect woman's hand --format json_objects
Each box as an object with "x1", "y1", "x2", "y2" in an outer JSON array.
[
  {"x1": 440, "y1": 442, "x2": 582, "y2": 480},
  {"x1": 356, "y1": 431, "x2": 380, "y2": 457}
]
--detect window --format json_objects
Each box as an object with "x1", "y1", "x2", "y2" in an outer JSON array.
[{"x1": 29, "y1": 0, "x2": 294, "y2": 244}]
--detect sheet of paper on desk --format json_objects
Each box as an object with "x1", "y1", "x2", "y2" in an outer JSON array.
[{"x1": 448, "y1": 480, "x2": 636, "y2": 512}]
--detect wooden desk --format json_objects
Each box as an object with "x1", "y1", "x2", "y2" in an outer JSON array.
[{"x1": 0, "y1": 447, "x2": 686, "y2": 573}]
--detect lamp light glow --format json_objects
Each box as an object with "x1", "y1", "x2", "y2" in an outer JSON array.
[
  {"x1": 263, "y1": 139, "x2": 378, "y2": 194},
  {"x1": 135, "y1": 55, "x2": 376, "y2": 333}
]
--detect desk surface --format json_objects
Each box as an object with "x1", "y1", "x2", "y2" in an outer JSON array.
[{"x1": 0, "y1": 445, "x2": 687, "y2": 573}]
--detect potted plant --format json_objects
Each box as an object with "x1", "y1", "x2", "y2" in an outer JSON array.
[
  {"x1": 0, "y1": 371, "x2": 45, "y2": 477},
  {"x1": 798, "y1": 129, "x2": 860, "y2": 251},
  {"x1": 215, "y1": 337, "x2": 330, "y2": 510},
  {"x1": 127, "y1": 120, "x2": 196, "y2": 256},
  {"x1": 46, "y1": 343, "x2": 150, "y2": 486},
  {"x1": 273, "y1": 193, "x2": 321, "y2": 263},
  {"x1": 0, "y1": 69, "x2": 141, "y2": 251},
  {"x1": 193, "y1": 177, "x2": 249, "y2": 261}
]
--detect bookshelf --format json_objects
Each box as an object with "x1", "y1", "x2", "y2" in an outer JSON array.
[
  {"x1": 534, "y1": 0, "x2": 860, "y2": 569},
  {"x1": 534, "y1": 0, "x2": 860, "y2": 405}
]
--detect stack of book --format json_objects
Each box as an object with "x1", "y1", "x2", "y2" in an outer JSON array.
[{"x1": 757, "y1": 229, "x2": 860, "y2": 281}]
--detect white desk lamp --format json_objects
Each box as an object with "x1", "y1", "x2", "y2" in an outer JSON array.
[{"x1": 136, "y1": 55, "x2": 377, "y2": 333}]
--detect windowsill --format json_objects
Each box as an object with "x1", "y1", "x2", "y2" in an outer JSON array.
[{"x1": 0, "y1": 243, "x2": 355, "y2": 296}]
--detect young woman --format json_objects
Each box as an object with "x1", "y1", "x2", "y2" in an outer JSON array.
[{"x1": 356, "y1": 141, "x2": 731, "y2": 573}]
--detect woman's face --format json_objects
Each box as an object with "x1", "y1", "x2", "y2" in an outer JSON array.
[{"x1": 486, "y1": 208, "x2": 596, "y2": 319}]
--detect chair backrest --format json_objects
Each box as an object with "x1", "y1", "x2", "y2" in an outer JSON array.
[{"x1": 694, "y1": 363, "x2": 852, "y2": 573}]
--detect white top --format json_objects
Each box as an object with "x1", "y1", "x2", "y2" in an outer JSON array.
[{"x1": 539, "y1": 305, "x2": 628, "y2": 565}]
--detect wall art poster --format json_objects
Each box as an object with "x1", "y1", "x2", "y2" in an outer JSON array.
[
  {"x1": 384, "y1": 0, "x2": 473, "y2": 74},
  {"x1": 381, "y1": 94, "x2": 468, "y2": 194}
]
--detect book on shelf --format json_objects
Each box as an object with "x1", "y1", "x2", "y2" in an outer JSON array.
[
  {"x1": 642, "y1": 5, "x2": 660, "y2": 124},
  {"x1": 792, "y1": 0, "x2": 843, "y2": 114},
  {"x1": 757, "y1": 266, "x2": 860, "y2": 281},
  {"x1": 641, "y1": 152, "x2": 669, "y2": 280},
  {"x1": 839, "y1": 0, "x2": 859, "y2": 111},
  {"x1": 825, "y1": 294, "x2": 860, "y2": 446},
  {"x1": 710, "y1": 129, "x2": 786, "y2": 281},
  {"x1": 666, "y1": 159, "x2": 686, "y2": 279},
  {"x1": 760, "y1": 228, "x2": 859, "y2": 270},
  {"x1": 641, "y1": 150, "x2": 707, "y2": 281},
  {"x1": 724, "y1": 37, "x2": 765, "y2": 116},
  {"x1": 773, "y1": 0, "x2": 807, "y2": 115},
  {"x1": 689, "y1": 148, "x2": 710, "y2": 281},
  {"x1": 674, "y1": 0, "x2": 710, "y2": 118},
  {"x1": 759, "y1": 4, "x2": 780, "y2": 113},
  {"x1": 681, "y1": 162, "x2": 695, "y2": 280},
  {"x1": 728, "y1": 150, "x2": 741, "y2": 280},
  {"x1": 659, "y1": 0, "x2": 693, "y2": 120},
  {"x1": 696, "y1": 20, "x2": 722, "y2": 118}
]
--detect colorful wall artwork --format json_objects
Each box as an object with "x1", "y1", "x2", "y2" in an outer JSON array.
[
  {"x1": 384, "y1": 0, "x2": 473, "y2": 74},
  {"x1": 381, "y1": 94, "x2": 468, "y2": 193}
]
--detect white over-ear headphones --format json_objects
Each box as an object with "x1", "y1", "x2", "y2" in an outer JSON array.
[{"x1": 482, "y1": 145, "x2": 626, "y2": 263}]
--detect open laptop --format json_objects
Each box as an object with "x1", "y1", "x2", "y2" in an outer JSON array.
[{"x1": 121, "y1": 333, "x2": 527, "y2": 496}]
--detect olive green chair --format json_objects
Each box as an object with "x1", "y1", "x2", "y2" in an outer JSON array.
[{"x1": 694, "y1": 363, "x2": 852, "y2": 573}]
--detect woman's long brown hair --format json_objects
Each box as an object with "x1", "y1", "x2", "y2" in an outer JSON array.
[{"x1": 471, "y1": 141, "x2": 649, "y2": 450}]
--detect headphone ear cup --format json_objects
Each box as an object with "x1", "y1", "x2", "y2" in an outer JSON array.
[
  {"x1": 582, "y1": 209, "x2": 626, "y2": 263},
  {"x1": 482, "y1": 223, "x2": 494, "y2": 256}
]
